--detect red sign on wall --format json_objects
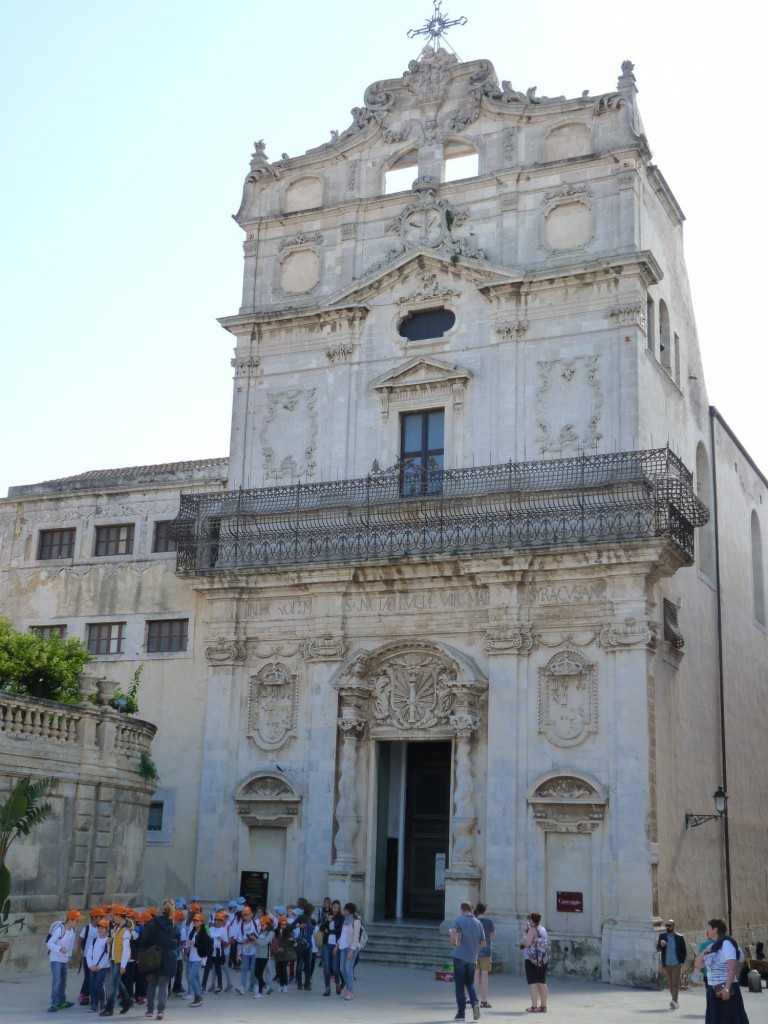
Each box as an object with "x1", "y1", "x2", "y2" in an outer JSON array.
[{"x1": 556, "y1": 890, "x2": 584, "y2": 913}]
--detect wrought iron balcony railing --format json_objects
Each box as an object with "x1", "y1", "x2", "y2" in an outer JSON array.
[{"x1": 172, "y1": 447, "x2": 709, "y2": 574}]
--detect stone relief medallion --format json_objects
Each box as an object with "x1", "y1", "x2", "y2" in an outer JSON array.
[
  {"x1": 538, "y1": 649, "x2": 597, "y2": 748},
  {"x1": 260, "y1": 388, "x2": 317, "y2": 480},
  {"x1": 371, "y1": 649, "x2": 456, "y2": 729},
  {"x1": 248, "y1": 662, "x2": 298, "y2": 749}
]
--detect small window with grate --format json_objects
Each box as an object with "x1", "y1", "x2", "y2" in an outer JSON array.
[
  {"x1": 663, "y1": 598, "x2": 684, "y2": 649},
  {"x1": 398, "y1": 308, "x2": 456, "y2": 342},
  {"x1": 147, "y1": 801, "x2": 164, "y2": 832}
]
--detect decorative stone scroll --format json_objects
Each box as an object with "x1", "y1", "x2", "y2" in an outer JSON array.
[
  {"x1": 260, "y1": 388, "x2": 317, "y2": 480},
  {"x1": 528, "y1": 773, "x2": 607, "y2": 832},
  {"x1": 248, "y1": 662, "x2": 298, "y2": 750},
  {"x1": 598, "y1": 617, "x2": 659, "y2": 650},
  {"x1": 495, "y1": 320, "x2": 529, "y2": 339},
  {"x1": 483, "y1": 626, "x2": 537, "y2": 654},
  {"x1": 205, "y1": 638, "x2": 247, "y2": 664},
  {"x1": 301, "y1": 637, "x2": 347, "y2": 661},
  {"x1": 538, "y1": 649, "x2": 598, "y2": 748}
]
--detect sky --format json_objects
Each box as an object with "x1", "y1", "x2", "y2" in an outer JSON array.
[{"x1": 1, "y1": 1, "x2": 763, "y2": 496}]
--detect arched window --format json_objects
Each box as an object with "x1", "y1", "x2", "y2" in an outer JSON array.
[
  {"x1": 385, "y1": 150, "x2": 419, "y2": 195},
  {"x1": 659, "y1": 300, "x2": 672, "y2": 374},
  {"x1": 695, "y1": 442, "x2": 715, "y2": 581},
  {"x1": 751, "y1": 510, "x2": 766, "y2": 626},
  {"x1": 646, "y1": 296, "x2": 656, "y2": 355}
]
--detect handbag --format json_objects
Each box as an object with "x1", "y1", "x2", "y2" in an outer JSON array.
[{"x1": 137, "y1": 944, "x2": 163, "y2": 973}]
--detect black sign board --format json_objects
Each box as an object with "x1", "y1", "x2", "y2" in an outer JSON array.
[
  {"x1": 556, "y1": 890, "x2": 583, "y2": 913},
  {"x1": 240, "y1": 871, "x2": 269, "y2": 909}
]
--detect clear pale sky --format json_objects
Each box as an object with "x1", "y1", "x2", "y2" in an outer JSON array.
[{"x1": 1, "y1": 1, "x2": 763, "y2": 496}]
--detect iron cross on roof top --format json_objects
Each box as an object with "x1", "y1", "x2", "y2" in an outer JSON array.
[{"x1": 407, "y1": 1, "x2": 467, "y2": 47}]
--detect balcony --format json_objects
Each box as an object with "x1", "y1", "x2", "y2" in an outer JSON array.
[{"x1": 173, "y1": 447, "x2": 709, "y2": 574}]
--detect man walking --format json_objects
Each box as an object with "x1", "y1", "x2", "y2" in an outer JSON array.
[
  {"x1": 449, "y1": 902, "x2": 485, "y2": 1022},
  {"x1": 657, "y1": 918, "x2": 687, "y2": 1009}
]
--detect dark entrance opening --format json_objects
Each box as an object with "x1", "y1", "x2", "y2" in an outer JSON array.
[{"x1": 374, "y1": 740, "x2": 451, "y2": 920}]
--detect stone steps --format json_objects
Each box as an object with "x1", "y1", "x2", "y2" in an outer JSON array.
[{"x1": 361, "y1": 921, "x2": 446, "y2": 971}]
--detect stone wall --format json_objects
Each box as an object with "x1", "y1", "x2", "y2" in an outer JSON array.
[{"x1": 0, "y1": 690, "x2": 157, "y2": 974}]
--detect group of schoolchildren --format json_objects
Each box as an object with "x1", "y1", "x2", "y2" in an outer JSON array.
[{"x1": 46, "y1": 894, "x2": 364, "y2": 1018}]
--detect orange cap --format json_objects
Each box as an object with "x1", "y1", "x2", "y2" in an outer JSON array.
[
  {"x1": 146, "y1": 906, "x2": 158, "y2": 917},
  {"x1": 65, "y1": 909, "x2": 83, "y2": 921},
  {"x1": 260, "y1": 916, "x2": 272, "y2": 929},
  {"x1": 97, "y1": 918, "x2": 110, "y2": 928},
  {"x1": 90, "y1": 907, "x2": 105, "y2": 918}
]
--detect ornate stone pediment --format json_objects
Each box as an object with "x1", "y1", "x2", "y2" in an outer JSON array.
[
  {"x1": 371, "y1": 355, "x2": 471, "y2": 421},
  {"x1": 235, "y1": 772, "x2": 300, "y2": 826},
  {"x1": 527, "y1": 772, "x2": 607, "y2": 832},
  {"x1": 334, "y1": 639, "x2": 486, "y2": 735}
]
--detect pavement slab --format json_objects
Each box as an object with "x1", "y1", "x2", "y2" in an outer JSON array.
[{"x1": 1, "y1": 964, "x2": 767, "y2": 1024}]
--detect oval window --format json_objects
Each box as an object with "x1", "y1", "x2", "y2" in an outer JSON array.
[{"x1": 398, "y1": 308, "x2": 456, "y2": 341}]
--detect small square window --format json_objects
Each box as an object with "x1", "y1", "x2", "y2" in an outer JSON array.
[
  {"x1": 152, "y1": 521, "x2": 177, "y2": 553},
  {"x1": 147, "y1": 619, "x2": 188, "y2": 653},
  {"x1": 30, "y1": 625, "x2": 68, "y2": 639},
  {"x1": 38, "y1": 528, "x2": 76, "y2": 560},
  {"x1": 147, "y1": 801, "x2": 164, "y2": 832},
  {"x1": 94, "y1": 524, "x2": 134, "y2": 557},
  {"x1": 87, "y1": 622, "x2": 126, "y2": 656}
]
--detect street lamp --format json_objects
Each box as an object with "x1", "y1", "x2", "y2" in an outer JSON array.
[
  {"x1": 685, "y1": 786, "x2": 732, "y2": 935},
  {"x1": 685, "y1": 786, "x2": 727, "y2": 829}
]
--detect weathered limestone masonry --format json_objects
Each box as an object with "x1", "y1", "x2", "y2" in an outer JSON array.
[
  {"x1": 2, "y1": 46, "x2": 768, "y2": 988},
  {"x1": 0, "y1": 688, "x2": 156, "y2": 973}
]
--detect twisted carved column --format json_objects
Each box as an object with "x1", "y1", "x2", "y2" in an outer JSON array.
[
  {"x1": 334, "y1": 715, "x2": 365, "y2": 866},
  {"x1": 449, "y1": 704, "x2": 481, "y2": 869}
]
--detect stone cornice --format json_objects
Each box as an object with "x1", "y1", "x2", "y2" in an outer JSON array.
[
  {"x1": 218, "y1": 304, "x2": 370, "y2": 336},
  {"x1": 477, "y1": 250, "x2": 663, "y2": 296}
]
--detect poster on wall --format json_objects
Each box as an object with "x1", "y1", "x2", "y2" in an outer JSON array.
[
  {"x1": 556, "y1": 890, "x2": 583, "y2": 913},
  {"x1": 241, "y1": 870, "x2": 269, "y2": 908}
]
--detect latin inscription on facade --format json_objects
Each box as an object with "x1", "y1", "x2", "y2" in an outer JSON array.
[
  {"x1": 528, "y1": 582, "x2": 606, "y2": 604},
  {"x1": 342, "y1": 589, "x2": 490, "y2": 615}
]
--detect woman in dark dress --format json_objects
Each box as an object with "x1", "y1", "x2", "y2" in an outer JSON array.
[{"x1": 138, "y1": 898, "x2": 180, "y2": 1021}]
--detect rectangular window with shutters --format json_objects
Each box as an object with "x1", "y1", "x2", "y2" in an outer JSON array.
[
  {"x1": 94, "y1": 524, "x2": 134, "y2": 556},
  {"x1": 146, "y1": 619, "x2": 188, "y2": 653},
  {"x1": 38, "y1": 528, "x2": 76, "y2": 560},
  {"x1": 87, "y1": 622, "x2": 126, "y2": 656}
]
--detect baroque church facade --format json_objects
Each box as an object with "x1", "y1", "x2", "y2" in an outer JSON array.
[{"x1": 2, "y1": 46, "x2": 768, "y2": 986}]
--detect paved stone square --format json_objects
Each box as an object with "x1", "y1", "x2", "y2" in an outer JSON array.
[{"x1": 2, "y1": 964, "x2": 768, "y2": 1024}]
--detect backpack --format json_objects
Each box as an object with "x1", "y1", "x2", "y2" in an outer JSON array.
[
  {"x1": 358, "y1": 923, "x2": 369, "y2": 951},
  {"x1": 46, "y1": 920, "x2": 66, "y2": 951},
  {"x1": 529, "y1": 927, "x2": 550, "y2": 967}
]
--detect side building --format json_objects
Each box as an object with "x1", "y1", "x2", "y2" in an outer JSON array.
[{"x1": 2, "y1": 48, "x2": 767, "y2": 986}]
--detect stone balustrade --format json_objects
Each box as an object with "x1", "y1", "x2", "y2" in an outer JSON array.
[{"x1": 0, "y1": 690, "x2": 156, "y2": 763}]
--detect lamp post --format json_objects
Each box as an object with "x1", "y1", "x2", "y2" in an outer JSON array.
[{"x1": 685, "y1": 787, "x2": 732, "y2": 934}]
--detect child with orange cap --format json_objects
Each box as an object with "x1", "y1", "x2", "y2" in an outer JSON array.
[{"x1": 46, "y1": 908, "x2": 83, "y2": 1013}]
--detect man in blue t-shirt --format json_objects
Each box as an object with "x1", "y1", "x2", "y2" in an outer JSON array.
[{"x1": 448, "y1": 902, "x2": 486, "y2": 1021}]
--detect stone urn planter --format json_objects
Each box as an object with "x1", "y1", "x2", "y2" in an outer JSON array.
[
  {"x1": 77, "y1": 674, "x2": 100, "y2": 704},
  {"x1": 96, "y1": 678, "x2": 118, "y2": 706}
]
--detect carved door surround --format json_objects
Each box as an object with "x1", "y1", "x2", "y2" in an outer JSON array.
[{"x1": 331, "y1": 639, "x2": 488, "y2": 904}]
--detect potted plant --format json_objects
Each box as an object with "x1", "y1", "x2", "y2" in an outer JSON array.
[{"x1": 0, "y1": 776, "x2": 58, "y2": 963}]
